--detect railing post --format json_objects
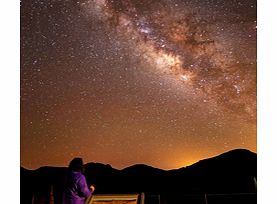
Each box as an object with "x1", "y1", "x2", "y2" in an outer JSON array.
[
  {"x1": 158, "y1": 194, "x2": 160, "y2": 204},
  {"x1": 49, "y1": 185, "x2": 54, "y2": 204},
  {"x1": 140, "y1": 192, "x2": 145, "y2": 204},
  {"x1": 204, "y1": 193, "x2": 208, "y2": 204}
]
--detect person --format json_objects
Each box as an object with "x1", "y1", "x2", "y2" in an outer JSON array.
[{"x1": 63, "y1": 158, "x2": 95, "y2": 204}]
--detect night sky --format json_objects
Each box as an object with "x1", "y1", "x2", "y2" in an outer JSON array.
[{"x1": 20, "y1": 0, "x2": 256, "y2": 170}]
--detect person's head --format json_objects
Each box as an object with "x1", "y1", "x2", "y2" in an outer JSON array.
[{"x1": 68, "y1": 157, "x2": 84, "y2": 172}]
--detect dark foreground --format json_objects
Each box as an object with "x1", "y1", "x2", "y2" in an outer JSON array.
[{"x1": 21, "y1": 149, "x2": 257, "y2": 204}]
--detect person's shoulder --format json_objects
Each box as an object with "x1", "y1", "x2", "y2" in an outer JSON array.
[{"x1": 73, "y1": 171, "x2": 85, "y2": 179}]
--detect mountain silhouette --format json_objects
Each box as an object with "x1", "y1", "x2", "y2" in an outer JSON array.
[{"x1": 21, "y1": 149, "x2": 257, "y2": 204}]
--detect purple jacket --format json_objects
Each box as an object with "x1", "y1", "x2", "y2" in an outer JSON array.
[{"x1": 63, "y1": 171, "x2": 92, "y2": 204}]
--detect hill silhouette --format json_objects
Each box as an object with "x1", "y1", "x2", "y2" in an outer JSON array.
[{"x1": 21, "y1": 149, "x2": 256, "y2": 204}]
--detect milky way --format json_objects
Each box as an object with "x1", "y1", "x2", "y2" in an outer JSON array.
[
  {"x1": 21, "y1": 0, "x2": 256, "y2": 169},
  {"x1": 81, "y1": 0, "x2": 256, "y2": 120}
]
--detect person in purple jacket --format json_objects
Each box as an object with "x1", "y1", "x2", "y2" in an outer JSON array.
[{"x1": 63, "y1": 158, "x2": 95, "y2": 204}]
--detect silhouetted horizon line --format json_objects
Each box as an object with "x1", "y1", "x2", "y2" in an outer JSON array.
[{"x1": 21, "y1": 148, "x2": 256, "y2": 171}]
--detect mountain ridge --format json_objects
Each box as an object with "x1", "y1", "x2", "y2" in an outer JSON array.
[
  {"x1": 21, "y1": 149, "x2": 257, "y2": 204},
  {"x1": 21, "y1": 148, "x2": 256, "y2": 171}
]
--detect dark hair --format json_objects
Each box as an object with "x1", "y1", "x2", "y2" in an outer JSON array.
[{"x1": 68, "y1": 157, "x2": 84, "y2": 172}]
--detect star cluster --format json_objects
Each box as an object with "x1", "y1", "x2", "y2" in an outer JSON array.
[{"x1": 21, "y1": 0, "x2": 256, "y2": 169}]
